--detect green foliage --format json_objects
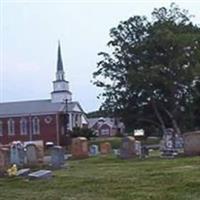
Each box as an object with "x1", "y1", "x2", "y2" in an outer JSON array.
[
  {"x1": 70, "y1": 127, "x2": 96, "y2": 140},
  {"x1": 93, "y1": 3, "x2": 200, "y2": 134}
]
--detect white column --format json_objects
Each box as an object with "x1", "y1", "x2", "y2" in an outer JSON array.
[
  {"x1": 76, "y1": 114, "x2": 81, "y2": 127},
  {"x1": 68, "y1": 113, "x2": 72, "y2": 131}
]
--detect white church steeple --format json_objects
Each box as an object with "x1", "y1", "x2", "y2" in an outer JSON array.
[{"x1": 51, "y1": 42, "x2": 72, "y2": 103}]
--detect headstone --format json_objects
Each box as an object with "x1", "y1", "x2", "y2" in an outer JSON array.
[
  {"x1": 24, "y1": 141, "x2": 44, "y2": 163},
  {"x1": 28, "y1": 170, "x2": 52, "y2": 180},
  {"x1": 0, "y1": 148, "x2": 10, "y2": 170},
  {"x1": 10, "y1": 142, "x2": 25, "y2": 167},
  {"x1": 100, "y1": 142, "x2": 112, "y2": 155},
  {"x1": 33, "y1": 140, "x2": 44, "y2": 163},
  {"x1": 26, "y1": 144, "x2": 38, "y2": 165},
  {"x1": 119, "y1": 136, "x2": 137, "y2": 159},
  {"x1": 71, "y1": 137, "x2": 89, "y2": 159},
  {"x1": 16, "y1": 168, "x2": 31, "y2": 177},
  {"x1": 175, "y1": 134, "x2": 184, "y2": 149},
  {"x1": 89, "y1": 145, "x2": 99, "y2": 156},
  {"x1": 135, "y1": 141, "x2": 142, "y2": 156},
  {"x1": 183, "y1": 131, "x2": 200, "y2": 156},
  {"x1": 140, "y1": 145, "x2": 149, "y2": 159},
  {"x1": 160, "y1": 128, "x2": 177, "y2": 158},
  {"x1": 51, "y1": 146, "x2": 65, "y2": 169}
]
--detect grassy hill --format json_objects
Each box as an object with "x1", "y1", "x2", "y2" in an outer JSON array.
[{"x1": 0, "y1": 155, "x2": 200, "y2": 200}]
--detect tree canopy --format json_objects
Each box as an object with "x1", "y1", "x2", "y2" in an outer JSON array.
[{"x1": 93, "y1": 3, "x2": 200, "y2": 135}]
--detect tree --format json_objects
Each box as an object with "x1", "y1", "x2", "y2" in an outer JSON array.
[{"x1": 93, "y1": 3, "x2": 200, "y2": 134}]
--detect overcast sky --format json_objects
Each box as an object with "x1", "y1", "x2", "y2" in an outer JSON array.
[{"x1": 0, "y1": 0, "x2": 200, "y2": 112}]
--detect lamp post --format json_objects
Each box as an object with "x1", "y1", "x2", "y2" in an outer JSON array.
[{"x1": 64, "y1": 98, "x2": 69, "y2": 135}]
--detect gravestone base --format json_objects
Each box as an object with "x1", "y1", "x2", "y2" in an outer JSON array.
[
  {"x1": 161, "y1": 149, "x2": 178, "y2": 158},
  {"x1": 28, "y1": 170, "x2": 52, "y2": 180},
  {"x1": 16, "y1": 168, "x2": 30, "y2": 177}
]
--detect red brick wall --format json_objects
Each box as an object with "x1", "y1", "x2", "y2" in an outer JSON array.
[{"x1": 0, "y1": 114, "x2": 58, "y2": 145}]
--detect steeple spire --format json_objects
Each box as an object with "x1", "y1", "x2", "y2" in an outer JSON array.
[
  {"x1": 51, "y1": 41, "x2": 72, "y2": 103},
  {"x1": 56, "y1": 41, "x2": 65, "y2": 81},
  {"x1": 57, "y1": 41, "x2": 64, "y2": 71}
]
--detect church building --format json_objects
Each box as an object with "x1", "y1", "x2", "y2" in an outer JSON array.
[{"x1": 0, "y1": 43, "x2": 88, "y2": 145}]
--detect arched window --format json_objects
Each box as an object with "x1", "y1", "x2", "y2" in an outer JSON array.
[
  {"x1": 20, "y1": 118, "x2": 27, "y2": 135},
  {"x1": 8, "y1": 119, "x2": 15, "y2": 136},
  {"x1": 32, "y1": 117, "x2": 40, "y2": 135},
  {"x1": 0, "y1": 121, "x2": 3, "y2": 136}
]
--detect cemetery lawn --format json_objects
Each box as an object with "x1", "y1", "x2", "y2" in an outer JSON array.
[{"x1": 0, "y1": 155, "x2": 200, "y2": 200}]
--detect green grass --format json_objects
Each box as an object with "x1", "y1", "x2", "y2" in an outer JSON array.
[{"x1": 0, "y1": 155, "x2": 200, "y2": 200}]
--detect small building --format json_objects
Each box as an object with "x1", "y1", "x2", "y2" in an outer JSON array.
[
  {"x1": 88, "y1": 117, "x2": 125, "y2": 137},
  {"x1": 0, "y1": 43, "x2": 88, "y2": 145}
]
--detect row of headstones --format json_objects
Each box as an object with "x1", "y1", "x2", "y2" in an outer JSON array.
[
  {"x1": 0, "y1": 142, "x2": 66, "y2": 170},
  {"x1": 72, "y1": 130, "x2": 200, "y2": 160},
  {"x1": 71, "y1": 136, "x2": 147, "y2": 160}
]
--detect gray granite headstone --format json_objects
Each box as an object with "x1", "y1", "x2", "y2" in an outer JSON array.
[
  {"x1": 10, "y1": 143, "x2": 25, "y2": 167},
  {"x1": 50, "y1": 146, "x2": 65, "y2": 169},
  {"x1": 26, "y1": 144, "x2": 38, "y2": 165},
  {"x1": 28, "y1": 170, "x2": 52, "y2": 180}
]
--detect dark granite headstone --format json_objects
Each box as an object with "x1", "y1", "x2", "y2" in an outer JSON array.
[
  {"x1": 140, "y1": 145, "x2": 149, "y2": 159},
  {"x1": 119, "y1": 136, "x2": 137, "y2": 159}
]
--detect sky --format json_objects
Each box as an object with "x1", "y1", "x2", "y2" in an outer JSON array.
[{"x1": 0, "y1": 0, "x2": 200, "y2": 112}]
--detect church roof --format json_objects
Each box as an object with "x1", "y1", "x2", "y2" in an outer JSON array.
[{"x1": 0, "y1": 99, "x2": 83, "y2": 117}]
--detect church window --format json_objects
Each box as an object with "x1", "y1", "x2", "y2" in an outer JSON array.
[
  {"x1": 0, "y1": 121, "x2": 3, "y2": 136},
  {"x1": 8, "y1": 119, "x2": 15, "y2": 136},
  {"x1": 20, "y1": 118, "x2": 28, "y2": 135},
  {"x1": 32, "y1": 117, "x2": 40, "y2": 135}
]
